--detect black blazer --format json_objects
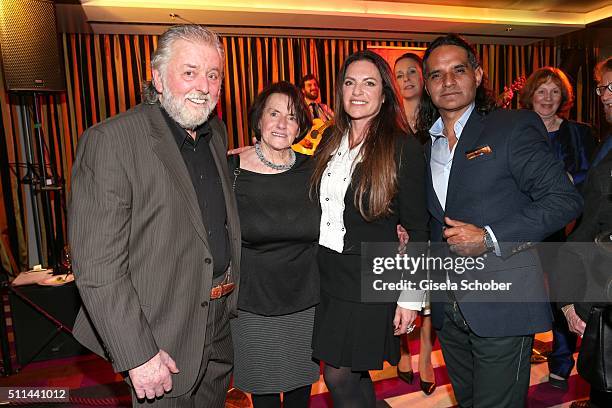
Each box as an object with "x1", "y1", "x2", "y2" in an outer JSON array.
[
  {"x1": 554, "y1": 150, "x2": 612, "y2": 321},
  {"x1": 317, "y1": 132, "x2": 430, "y2": 303},
  {"x1": 341, "y1": 134, "x2": 430, "y2": 254},
  {"x1": 425, "y1": 108, "x2": 583, "y2": 337},
  {"x1": 555, "y1": 119, "x2": 597, "y2": 186}
]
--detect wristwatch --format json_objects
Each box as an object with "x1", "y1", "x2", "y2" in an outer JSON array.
[{"x1": 483, "y1": 228, "x2": 495, "y2": 251}]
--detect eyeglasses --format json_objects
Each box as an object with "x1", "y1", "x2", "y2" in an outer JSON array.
[{"x1": 595, "y1": 82, "x2": 612, "y2": 96}]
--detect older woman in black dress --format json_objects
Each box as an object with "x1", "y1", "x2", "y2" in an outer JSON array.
[
  {"x1": 229, "y1": 82, "x2": 319, "y2": 408},
  {"x1": 310, "y1": 50, "x2": 429, "y2": 407}
]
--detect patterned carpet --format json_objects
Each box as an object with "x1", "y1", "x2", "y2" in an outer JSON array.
[{"x1": 0, "y1": 331, "x2": 590, "y2": 407}]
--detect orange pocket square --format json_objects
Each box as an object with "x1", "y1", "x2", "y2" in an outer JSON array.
[{"x1": 465, "y1": 145, "x2": 492, "y2": 160}]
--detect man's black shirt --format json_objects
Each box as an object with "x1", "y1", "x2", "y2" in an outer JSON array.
[{"x1": 161, "y1": 108, "x2": 230, "y2": 278}]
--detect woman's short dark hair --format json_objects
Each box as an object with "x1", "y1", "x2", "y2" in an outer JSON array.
[
  {"x1": 248, "y1": 81, "x2": 312, "y2": 143},
  {"x1": 519, "y1": 67, "x2": 574, "y2": 118}
]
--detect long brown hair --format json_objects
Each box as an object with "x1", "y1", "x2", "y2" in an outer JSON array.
[
  {"x1": 310, "y1": 50, "x2": 409, "y2": 221},
  {"x1": 394, "y1": 52, "x2": 430, "y2": 140}
]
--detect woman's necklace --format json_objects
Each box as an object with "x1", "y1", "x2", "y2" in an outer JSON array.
[
  {"x1": 255, "y1": 142, "x2": 296, "y2": 171},
  {"x1": 409, "y1": 119, "x2": 417, "y2": 132}
]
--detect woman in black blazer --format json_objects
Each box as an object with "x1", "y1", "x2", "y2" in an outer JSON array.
[{"x1": 310, "y1": 50, "x2": 429, "y2": 407}]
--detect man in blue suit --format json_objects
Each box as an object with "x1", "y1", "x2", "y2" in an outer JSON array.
[{"x1": 420, "y1": 34, "x2": 583, "y2": 407}]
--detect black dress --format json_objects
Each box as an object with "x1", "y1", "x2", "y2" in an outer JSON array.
[
  {"x1": 229, "y1": 153, "x2": 321, "y2": 393},
  {"x1": 312, "y1": 134, "x2": 430, "y2": 371}
]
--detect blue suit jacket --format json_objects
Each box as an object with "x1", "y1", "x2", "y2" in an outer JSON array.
[{"x1": 426, "y1": 108, "x2": 583, "y2": 337}]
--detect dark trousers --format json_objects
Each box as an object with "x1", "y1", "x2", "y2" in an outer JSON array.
[
  {"x1": 548, "y1": 304, "x2": 577, "y2": 378},
  {"x1": 436, "y1": 302, "x2": 533, "y2": 408},
  {"x1": 132, "y1": 295, "x2": 234, "y2": 407},
  {"x1": 591, "y1": 388, "x2": 612, "y2": 408},
  {"x1": 539, "y1": 241, "x2": 577, "y2": 378}
]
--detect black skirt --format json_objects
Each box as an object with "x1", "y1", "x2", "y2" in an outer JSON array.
[
  {"x1": 312, "y1": 248, "x2": 400, "y2": 371},
  {"x1": 231, "y1": 307, "x2": 320, "y2": 393}
]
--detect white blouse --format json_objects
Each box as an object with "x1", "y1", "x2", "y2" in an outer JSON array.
[
  {"x1": 318, "y1": 132, "x2": 423, "y2": 311},
  {"x1": 318, "y1": 132, "x2": 363, "y2": 253}
]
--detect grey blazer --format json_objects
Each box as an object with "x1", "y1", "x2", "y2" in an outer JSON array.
[{"x1": 68, "y1": 103, "x2": 241, "y2": 397}]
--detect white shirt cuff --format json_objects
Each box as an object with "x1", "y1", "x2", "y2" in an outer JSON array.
[
  {"x1": 397, "y1": 289, "x2": 425, "y2": 311},
  {"x1": 397, "y1": 301, "x2": 423, "y2": 311}
]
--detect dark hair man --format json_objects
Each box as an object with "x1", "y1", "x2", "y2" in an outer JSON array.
[
  {"x1": 420, "y1": 34, "x2": 582, "y2": 407},
  {"x1": 299, "y1": 73, "x2": 334, "y2": 122}
]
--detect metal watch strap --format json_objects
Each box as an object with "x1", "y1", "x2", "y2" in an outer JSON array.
[{"x1": 483, "y1": 228, "x2": 495, "y2": 250}]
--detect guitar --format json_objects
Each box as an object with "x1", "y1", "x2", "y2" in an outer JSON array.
[
  {"x1": 496, "y1": 76, "x2": 526, "y2": 109},
  {"x1": 292, "y1": 118, "x2": 332, "y2": 155}
]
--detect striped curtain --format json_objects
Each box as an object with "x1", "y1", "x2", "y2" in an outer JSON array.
[{"x1": 0, "y1": 32, "x2": 600, "y2": 275}]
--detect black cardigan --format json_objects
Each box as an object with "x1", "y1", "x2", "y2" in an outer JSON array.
[
  {"x1": 554, "y1": 150, "x2": 612, "y2": 320},
  {"x1": 316, "y1": 131, "x2": 430, "y2": 302}
]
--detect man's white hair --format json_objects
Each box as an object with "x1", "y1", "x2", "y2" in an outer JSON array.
[{"x1": 142, "y1": 25, "x2": 224, "y2": 104}]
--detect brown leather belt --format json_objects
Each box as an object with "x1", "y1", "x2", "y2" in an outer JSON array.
[
  {"x1": 210, "y1": 265, "x2": 235, "y2": 300},
  {"x1": 210, "y1": 282, "x2": 235, "y2": 299}
]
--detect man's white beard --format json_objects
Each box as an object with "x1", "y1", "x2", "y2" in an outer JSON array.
[{"x1": 159, "y1": 81, "x2": 216, "y2": 130}]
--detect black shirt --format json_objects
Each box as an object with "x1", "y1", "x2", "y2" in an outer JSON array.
[
  {"x1": 230, "y1": 153, "x2": 320, "y2": 315},
  {"x1": 161, "y1": 108, "x2": 230, "y2": 277}
]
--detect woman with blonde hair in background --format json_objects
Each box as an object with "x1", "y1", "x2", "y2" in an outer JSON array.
[{"x1": 392, "y1": 52, "x2": 437, "y2": 395}]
